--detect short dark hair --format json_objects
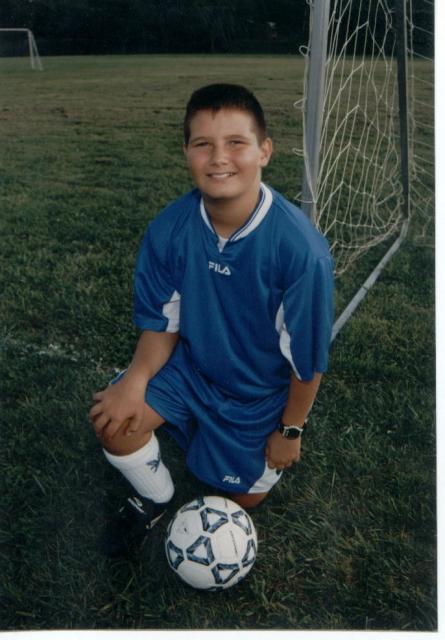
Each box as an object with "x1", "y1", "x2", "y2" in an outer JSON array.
[{"x1": 183, "y1": 83, "x2": 267, "y2": 145}]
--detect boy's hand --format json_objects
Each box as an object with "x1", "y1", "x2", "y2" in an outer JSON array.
[
  {"x1": 89, "y1": 374, "x2": 147, "y2": 441},
  {"x1": 265, "y1": 429, "x2": 301, "y2": 470}
]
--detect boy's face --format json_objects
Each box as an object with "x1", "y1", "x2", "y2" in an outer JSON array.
[{"x1": 184, "y1": 108, "x2": 272, "y2": 209}]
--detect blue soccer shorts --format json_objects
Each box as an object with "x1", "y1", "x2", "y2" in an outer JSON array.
[{"x1": 117, "y1": 341, "x2": 288, "y2": 495}]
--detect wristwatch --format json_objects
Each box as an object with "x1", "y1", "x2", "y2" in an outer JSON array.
[{"x1": 278, "y1": 420, "x2": 307, "y2": 440}]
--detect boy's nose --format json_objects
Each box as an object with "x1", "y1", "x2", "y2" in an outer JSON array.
[{"x1": 209, "y1": 144, "x2": 228, "y2": 164}]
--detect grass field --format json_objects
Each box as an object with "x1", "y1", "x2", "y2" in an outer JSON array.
[{"x1": 0, "y1": 54, "x2": 436, "y2": 631}]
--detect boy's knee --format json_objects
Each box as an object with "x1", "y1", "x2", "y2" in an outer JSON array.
[
  {"x1": 95, "y1": 406, "x2": 164, "y2": 456},
  {"x1": 97, "y1": 420, "x2": 153, "y2": 456},
  {"x1": 229, "y1": 492, "x2": 268, "y2": 510}
]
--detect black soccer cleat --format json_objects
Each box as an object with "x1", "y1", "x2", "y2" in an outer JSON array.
[{"x1": 102, "y1": 495, "x2": 171, "y2": 558}]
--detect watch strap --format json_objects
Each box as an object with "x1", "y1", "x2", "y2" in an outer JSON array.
[{"x1": 278, "y1": 420, "x2": 307, "y2": 439}]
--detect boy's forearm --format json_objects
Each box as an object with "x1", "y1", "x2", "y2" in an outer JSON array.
[
  {"x1": 126, "y1": 329, "x2": 179, "y2": 386},
  {"x1": 280, "y1": 372, "x2": 322, "y2": 426}
]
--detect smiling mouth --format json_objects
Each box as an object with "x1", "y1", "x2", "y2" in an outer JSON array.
[{"x1": 207, "y1": 172, "x2": 236, "y2": 179}]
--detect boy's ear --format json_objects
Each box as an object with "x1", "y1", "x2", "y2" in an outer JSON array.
[{"x1": 260, "y1": 137, "x2": 273, "y2": 168}]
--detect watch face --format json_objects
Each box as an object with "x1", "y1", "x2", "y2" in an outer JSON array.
[{"x1": 280, "y1": 426, "x2": 301, "y2": 439}]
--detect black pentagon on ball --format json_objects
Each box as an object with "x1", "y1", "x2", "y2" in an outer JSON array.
[
  {"x1": 186, "y1": 535, "x2": 215, "y2": 566},
  {"x1": 241, "y1": 539, "x2": 257, "y2": 567},
  {"x1": 200, "y1": 507, "x2": 229, "y2": 533},
  {"x1": 231, "y1": 510, "x2": 252, "y2": 535},
  {"x1": 166, "y1": 540, "x2": 184, "y2": 570},
  {"x1": 211, "y1": 563, "x2": 240, "y2": 585},
  {"x1": 180, "y1": 496, "x2": 205, "y2": 513}
]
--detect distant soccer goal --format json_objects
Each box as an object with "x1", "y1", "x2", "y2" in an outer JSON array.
[
  {"x1": 296, "y1": 0, "x2": 434, "y2": 339},
  {"x1": 0, "y1": 28, "x2": 43, "y2": 70}
]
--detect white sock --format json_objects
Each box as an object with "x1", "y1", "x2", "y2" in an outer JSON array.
[{"x1": 103, "y1": 433, "x2": 174, "y2": 503}]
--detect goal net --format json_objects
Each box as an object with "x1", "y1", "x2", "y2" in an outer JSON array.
[
  {"x1": 0, "y1": 28, "x2": 43, "y2": 70},
  {"x1": 406, "y1": 0, "x2": 434, "y2": 242},
  {"x1": 296, "y1": 0, "x2": 434, "y2": 278}
]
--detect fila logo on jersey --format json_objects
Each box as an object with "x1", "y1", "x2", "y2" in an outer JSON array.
[
  {"x1": 223, "y1": 475, "x2": 241, "y2": 484},
  {"x1": 208, "y1": 261, "x2": 231, "y2": 276}
]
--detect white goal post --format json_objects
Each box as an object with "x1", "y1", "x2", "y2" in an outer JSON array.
[
  {"x1": 297, "y1": 0, "x2": 433, "y2": 341},
  {"x1": 0, "y1": 28, "x2": 43, "y2": 70}
]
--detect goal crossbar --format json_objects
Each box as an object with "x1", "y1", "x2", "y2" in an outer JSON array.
[{"x1": 0, "y1": 28, "x2": 43, "y2": 70}]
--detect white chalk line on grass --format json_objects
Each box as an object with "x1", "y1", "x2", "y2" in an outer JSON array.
[
  {"x1": 0, "y1": 335, "x2": 120, "y2": 375},
  {"x1": 1, "y1": 336, "x2": 80, "y2": 362}
]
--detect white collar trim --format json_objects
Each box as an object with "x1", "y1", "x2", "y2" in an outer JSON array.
[{"x1": 199, "y1": 183, "x2": 273, "y2": 242}]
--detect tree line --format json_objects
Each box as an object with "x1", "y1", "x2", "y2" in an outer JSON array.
[{"x1": 0, "y1": 0, "x2": 433, "y2": 56}]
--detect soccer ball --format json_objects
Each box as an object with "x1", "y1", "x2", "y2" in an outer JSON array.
[{"x1": 165, "y1": 496, "x2": 258, "y2": 591}]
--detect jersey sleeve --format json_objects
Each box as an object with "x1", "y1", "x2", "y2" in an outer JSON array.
[
  {"x1": 133, "y1": 225, "x2": 180, "y2": 333},
  {"x1": 280, "y1": 254, "x2": 334, "y2": 381}
]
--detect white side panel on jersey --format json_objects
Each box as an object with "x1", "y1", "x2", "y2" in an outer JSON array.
[
  {"x1": 162, "y1": 290, "x2": 181, "y2": 332},
  {"x1": 275, "y1": 303, "x2": 302, "y2": 380}
]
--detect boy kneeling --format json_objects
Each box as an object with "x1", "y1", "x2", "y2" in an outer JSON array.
[{"x1": 89, "y1": 84, "x2": 334, "y2": 557}]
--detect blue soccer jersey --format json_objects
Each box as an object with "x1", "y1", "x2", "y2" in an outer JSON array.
[
  {"x1": 132, "y1": 183, "x2": 334, "y2": 493},
  {"x1": 134, "y1": 183, "x2": 334, "y2": 396}
]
